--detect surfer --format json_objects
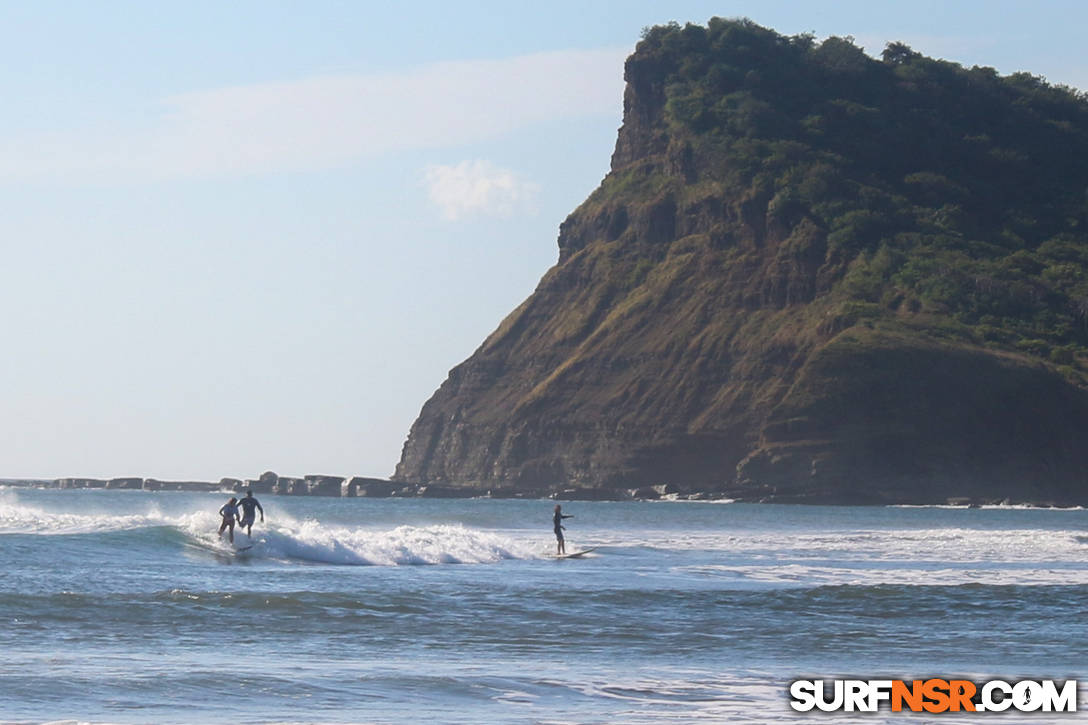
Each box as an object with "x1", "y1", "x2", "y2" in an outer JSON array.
[
  {"x1": 553, "y1": 504, "x2": 573, "y2": 555},
  {"x1": 237, "y1": 490, "x2": 264, "y2": 538},
  {"x1": 218, "y1": 497, "x2": 240, "y2": 544}
]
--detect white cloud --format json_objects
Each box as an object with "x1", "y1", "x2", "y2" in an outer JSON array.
[
  {"x1": 0, "y1": 47, "x2": 627, "y2": 182},
  {"x1": 423, "y1": 160, "x2": 539, "y2": 221}
]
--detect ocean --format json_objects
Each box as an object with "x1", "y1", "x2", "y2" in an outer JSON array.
[{"x1": 0, "y1": 486, "x2": 1085, "y2": 723}]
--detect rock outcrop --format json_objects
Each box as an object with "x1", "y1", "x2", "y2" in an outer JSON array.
[
  {"x1": 394, "y1": 19, "x2": 1088, "y2": 505},
  {"x1": 15, "y1": 472, "x2": 408, "y2": 499}
]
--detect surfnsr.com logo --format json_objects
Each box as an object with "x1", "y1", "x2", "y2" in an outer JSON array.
[{"x1": 789, "y1": 679, "x2": 1078, "y2": 713}]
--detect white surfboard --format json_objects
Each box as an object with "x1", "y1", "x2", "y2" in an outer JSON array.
[{"x1": 555, "y1": 547, "x2": 598, "y2": 559}]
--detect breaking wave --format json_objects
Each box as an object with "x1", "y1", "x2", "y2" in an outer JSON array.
[{"x1": 0, "y1": 489, "x2": 539, "y2": 566}]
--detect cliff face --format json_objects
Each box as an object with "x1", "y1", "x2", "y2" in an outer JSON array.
[{"x1": 395, "y1": 19, "x2": 1088, "y2": 504}]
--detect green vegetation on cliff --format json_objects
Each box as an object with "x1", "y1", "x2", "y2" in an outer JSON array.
[
  {"x1": 395, "y1": 19, "x2": 1088, "y2": 504},
  {"x1": 594, "y1": 18, "x2": 1088, "y2": 369}
]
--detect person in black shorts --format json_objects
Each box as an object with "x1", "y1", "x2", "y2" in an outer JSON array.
[
  {"x1": 237, "y1": 490, "x2": 264, "y2": 538},
  {"x1": 553, "y1": 504, "x2": 573, "y2": 555}
]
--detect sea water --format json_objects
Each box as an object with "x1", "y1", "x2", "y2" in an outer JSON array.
[{"x1": 0, "y1": 487, "x2": 1086, "y2": 723}]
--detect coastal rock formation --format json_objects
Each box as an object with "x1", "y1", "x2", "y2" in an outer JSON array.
[
  {"x1": 342, "y1": 477, "x2": 400, "y2": 497},
  {"x1": 394, "y1": 19, "x2": 1088, "y2": 504},
  {"x1": 143, "y1": 479, "x2": 220, "y2": 492},
  {"x1": 303, "y1": 475, "x2": 346, "y2": 497},
  {"x1": 8, "y1": 473, "x2": 413, "y2": 499},
  {"x1": 56, "y1": 478, "x2": 106, "y2": 489},
  {"x1": 106, "y1": 477, "x2": 143, "y2": 490}
]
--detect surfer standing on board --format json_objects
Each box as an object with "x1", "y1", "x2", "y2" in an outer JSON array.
[
  {"x1": 553, "y1": 504, "x2": 573, "y2": 555},
  {"x1": 237, "y1": 490, "x2": 264, "y2": 538},
  {"x1": 218, "y1": 497, "x2": 240, "y2": 544}
]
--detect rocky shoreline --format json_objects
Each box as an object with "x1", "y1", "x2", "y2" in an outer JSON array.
[
  {"x1": 0, "y1": 474, "x2": 1079, "y2": 507},
  {"x1": 0, "y1": 473, "x2": 709, "y2": 501}
]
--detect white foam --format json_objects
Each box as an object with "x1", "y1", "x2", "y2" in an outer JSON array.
[
  {"x1": 595, "y1": 525, "x2": 1088, "y2": 560},
  {"x1": 0, "y1": 490, "x2": 168, "y2": 534},
  {"x1": 674, "y1": 562, "x2": 1088, "y2": 587},
  {"x1": 893, "y1": 503, "x2": 1086, "y2": 511},
  {"x1": 586, "y1": 524, "x2": 1088, "y2": 586},
  {"x1": 652, "y1": 495, "x2": 737, "y2": 504},
  {"x1": 250, "y1": 521, "x2": 541, "y2": 566}
]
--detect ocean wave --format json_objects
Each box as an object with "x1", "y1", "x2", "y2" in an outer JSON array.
[
  {"x1": 650, "y1": 495, "x2": 738, "y2": 504},
  {"x1": 892, "y1": 503, "x2": 1086, "y2": 510},
  {"x1": 0, "y1": 490, "x2": 170, "y2": 534},
  {"x1": 231, "y1": 521, "x2": 540, "y2": 566},
  {"x1": 4, "y1": 490, "x2": 1085, "y2": 576},
  {"x1": 0, "y1": 491, "x2": 539, "y2": 566},
  {"x1": 591, "y1": 526, "x2": 1088, "y2": 562},
  {"x1": 671, "y1": 562, "x2": 1088, "y2": 587}
]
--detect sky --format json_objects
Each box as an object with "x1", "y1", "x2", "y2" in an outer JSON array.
[{"x1": 3, "y1": 0, "x2": 1088, "y2": 482}]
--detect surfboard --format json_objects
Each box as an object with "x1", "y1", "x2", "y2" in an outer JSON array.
[{"x1": 555, "y1": 547, "x2": 597, "y2": 559}]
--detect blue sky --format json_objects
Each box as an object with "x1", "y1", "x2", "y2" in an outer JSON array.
[{"x1": 2, "y1": 1, "x2": 1087, "y2": 481}]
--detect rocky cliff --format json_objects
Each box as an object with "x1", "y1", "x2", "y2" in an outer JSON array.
[{"x1": 394, "y1": 19, "x2": 1088, "y2": 504}]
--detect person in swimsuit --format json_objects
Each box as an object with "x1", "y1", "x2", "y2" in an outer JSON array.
[
  {"x1": 553, "y1": 504, "x2": 573, "y2": 555},
  {"x1": 237, "y1": 490, "x2": 264, "y2": 538},
  {"x1": 218, "y1": 497, "x2": 240, "y2": 544}
]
